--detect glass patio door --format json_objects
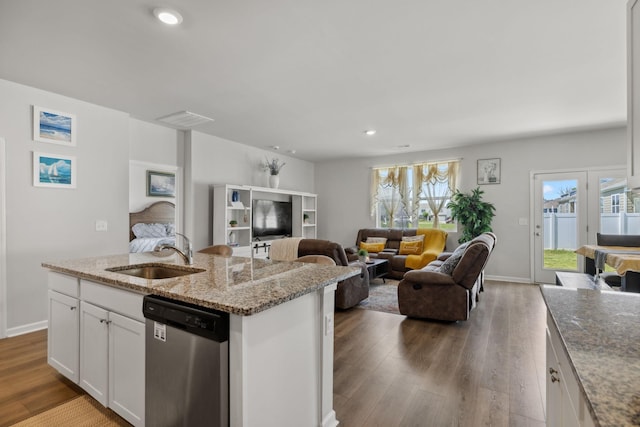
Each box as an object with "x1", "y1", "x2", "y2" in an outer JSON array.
[{"x1": 533, "y1": 172, "x2": 587, "y2": 284}]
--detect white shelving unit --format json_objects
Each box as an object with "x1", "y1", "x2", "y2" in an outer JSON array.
[{"x1": 213, "y1": 184, "x2": 317, "y2": 258}]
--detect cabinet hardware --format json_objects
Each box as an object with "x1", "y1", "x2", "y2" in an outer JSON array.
[
  {"x1": 70, "y1": 306, "x2": 77, "y2": 310},
  {"x1": 99, "y1": 319, "x2": 112, "y2": 325},
  {"x1": 549, "y1": 367, "x2": 558, "y2": 375},
  {"x1": 551, "y1": 375, "x2": 560, "y2": 383}
]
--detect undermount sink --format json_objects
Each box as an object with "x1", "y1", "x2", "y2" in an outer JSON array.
[{"x1": 106, "y1": 264, "x2": 205, "y2": 279}]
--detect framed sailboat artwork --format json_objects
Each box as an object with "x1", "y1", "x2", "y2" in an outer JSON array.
[
  {"x1": 33, "y1": 106, "x2": 77, "y2": 146},
  {"x1": 33, "y1": 152, "x2": 77, "y2": 189}
]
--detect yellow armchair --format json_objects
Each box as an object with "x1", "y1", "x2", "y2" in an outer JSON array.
[{"x1": 405, "y1": 229, "x2": 448, "y2": 270}]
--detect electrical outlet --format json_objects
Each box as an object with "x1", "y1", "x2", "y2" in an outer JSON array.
[{"x1": 95, "y1": 220, "x2": 108, "y2": 231}]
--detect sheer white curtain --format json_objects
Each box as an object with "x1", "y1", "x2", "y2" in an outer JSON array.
[{"x1": 372, "y1": 160, "x2": 459, "y2": 228}]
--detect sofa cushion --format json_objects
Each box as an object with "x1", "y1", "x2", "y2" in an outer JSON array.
[
  {"x1": 360, "y1": 241, "x2": 385, "y2": 253},
  {"x1": 399, "y1": 240, "x2": 423, "y2": 255}
]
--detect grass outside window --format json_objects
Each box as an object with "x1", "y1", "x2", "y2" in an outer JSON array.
[{"x1": 544, "y1": 249, "x2": 615, "y2": 272}]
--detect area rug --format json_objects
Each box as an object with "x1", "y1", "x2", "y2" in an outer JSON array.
[
  {"x1": 356, "y1": 280, "x2": 401, "y2": 315},
  {"x1": 13, "y1": 395, "x2": 129, "y2": 427}
]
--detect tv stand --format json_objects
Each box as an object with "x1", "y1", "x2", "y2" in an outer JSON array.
[{"x1": 212, "y1": 184, "x2": 317, "y2": 258}]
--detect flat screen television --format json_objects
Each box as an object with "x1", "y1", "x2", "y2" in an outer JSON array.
[{"x1": 252, "y1": 199, "x2": 292, "y2": 239}]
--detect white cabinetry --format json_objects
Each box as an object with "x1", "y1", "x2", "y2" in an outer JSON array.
[
  {"x1": 81, "y1": 279, "x2": 145, "y2": 427},
  {"x1": 628, "y1": 0, "x2": 640, "y2": 187},
  {"x1": 47, "y1": 272, "x2": 145, "y2": 427},
  {"x1": 546, "y1": 312, "x2": 596, "y2": 427},
  {"x1": 213, "y1": 184, "x2": 317, "y2": 257},
  {"x1": 48, "y1": 280, "x2": 80, "y2": 383}
]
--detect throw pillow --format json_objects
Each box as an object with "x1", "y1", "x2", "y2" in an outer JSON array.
[
  {"x1": 366, "y1": 237, "x2": 388, "y2": 245},
  {"x1": 439, "y1": 242, "x2": 470, "y2": 275},
  {"x1": 399, "y1": 240, "x2": 422, "y2": 255},
  {"x1": 359, "y1": 241, "x2": 385, "y2": 253},
  {"x1": 132, "y1": 222, "x2": 169, "y2": 238},
  {"x1": 401, "y1": 234, "x2": 424, "y2": 253}
]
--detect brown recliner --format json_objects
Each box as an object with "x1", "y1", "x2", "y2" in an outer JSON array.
[
  {"x1": 397, "y1": 233, "x2": 496, "y2": 321},
  {"x1": 297, "y1": 239, "x2": 369, "y2": 309}
]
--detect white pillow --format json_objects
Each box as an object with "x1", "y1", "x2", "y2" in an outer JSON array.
[
  {"x1": 132, "y1": 223, "x2": 169, "y2": 238},
  {"x1": 366, "y1": 237, "x2": 387, "y2": 245},
  {"x1": 166, "y1": 223, "x2": 176, "y2": 236}
]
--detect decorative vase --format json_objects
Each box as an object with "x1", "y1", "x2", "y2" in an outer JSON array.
[
  {"x1": 269, "y1": 174, "x2": 280, "y2": 189},
  {"x1": 228, "y1": 231, "x2": 237, "y2": 245},
  {"x1": 231, "y1": 190, "x2": 239, "y2": 202}
]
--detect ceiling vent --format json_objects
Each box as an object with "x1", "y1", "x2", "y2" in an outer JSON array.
[{"x1": 156, "y1": 111, "x2": 215, "y2": 130}]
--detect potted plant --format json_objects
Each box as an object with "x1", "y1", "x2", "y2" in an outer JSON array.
[
  {"x1": 357, "y1": 248, "x2": 369, "y2": 263},
  {"x1": 263, "y1": 157, "x2": 286, "y2": 189},
  {"x1": 229, "y1": 220, "x2": 238, "y2": 227},
  {"x1": 303, "y1": 213, "x2": 309, "y2": 224},
  {"x1": 447, "y1": 187, "x2": 496, "y2": 243}
]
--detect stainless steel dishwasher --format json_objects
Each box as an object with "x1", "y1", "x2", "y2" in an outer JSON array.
[{"x1": 143, "y1": 295, "x2": 229, "y2": 427}]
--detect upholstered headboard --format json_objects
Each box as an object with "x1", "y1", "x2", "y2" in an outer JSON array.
[{"x1": 129, "y1": 201, "x2": 175, "y2": 241}]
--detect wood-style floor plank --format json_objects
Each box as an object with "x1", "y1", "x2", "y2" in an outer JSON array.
[
  {"x1": 0, "y1": 281, "x2": 547, "y2": 427},
  {"x1": 334, "y1": 281, "x2": 548, "y2": 427}
]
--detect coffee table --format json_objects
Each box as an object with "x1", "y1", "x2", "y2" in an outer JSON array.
[{"x1": 365, "y1": 258, "x2": 389, "y2": 283}]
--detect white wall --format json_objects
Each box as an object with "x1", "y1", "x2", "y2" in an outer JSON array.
[
  {"x1": 0, "y1": 78, "x2": 130, "y2": 335},
  {"x1": 186, "y1": 131, "x2": 315, "y2": 250},
  {"x1": 129, "y1": 118, "x2": 184, "y2": 231},
  {"x1": 316, "y1": 126, "x2": 627, "y2": 282}
]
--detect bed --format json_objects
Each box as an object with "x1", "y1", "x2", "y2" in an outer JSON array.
[{"x1": 129, "y1": 201, "x2": 176, "y2": 253}]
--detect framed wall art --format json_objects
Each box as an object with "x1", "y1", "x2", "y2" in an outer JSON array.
[
  {"x1": 33, "y1": 151, "x2": 77, "y2": 189},
  {"x1": 33, "y1": 106, "x2": 77, "y2": 146},
  {"x1": 477, "y1": 158, "x2": 501, "y2": 185},
  {"x1": 147, "y1": 170, "x2": 175, "y2": 197}
]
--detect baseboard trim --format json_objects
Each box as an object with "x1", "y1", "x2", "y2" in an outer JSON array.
[
  {"x1": 7, "y1": 320, "x2": 48, "y2": 337},
  {"x1": 485, "y1": 275, "x2": 533, "y2": 284},
  {"x1": 322, "y1": 410, "x2": 339, "y2": 427}
]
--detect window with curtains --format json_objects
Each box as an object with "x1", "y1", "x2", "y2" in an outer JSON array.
[{"x1": 370, "y1": 160, "x2": 459, "y2": 230}]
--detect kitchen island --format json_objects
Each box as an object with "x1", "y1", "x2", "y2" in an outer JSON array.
[
  {"x1": 540, "y1": 285, "x2": 640, "y2": 427},
  {"x1": 43, "y1": 252, "x2": 360, "y2": 427}
]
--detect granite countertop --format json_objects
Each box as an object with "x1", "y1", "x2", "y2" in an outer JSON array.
[
  {"x1": 540, "y1": 286, "x2": 640, "y2": 427},
  {"x1": 42, "y1": 252, "x2": 360, "y2": 316}
]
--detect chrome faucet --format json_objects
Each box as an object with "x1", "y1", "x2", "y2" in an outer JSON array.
[{"x1": 154, "y1": 232, "x2": 193, "y2": 265}]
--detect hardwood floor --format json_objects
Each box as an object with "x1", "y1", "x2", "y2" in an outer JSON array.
[
  {"x1": 0, "y1": 329, "x2": 84, "y2": 426},
  {"x1": 0, "y1": 280, "x2": 547, "y2": 427},
  {"x1": 333, "y1": 281, "x2": 547, "y2": 427}
]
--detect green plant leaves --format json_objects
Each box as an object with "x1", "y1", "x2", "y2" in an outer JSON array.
[{"x1": 447, "y1": 187, "x2": 495, "y2": 243}]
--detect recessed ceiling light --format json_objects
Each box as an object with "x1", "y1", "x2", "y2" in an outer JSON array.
[
  {"x1": 397, "y1": 144, "x2": 411, "y2": 149},
  {"x1": 271, "y1": 146, "x2": 280, "y2": 150},
  {"x1": 153, "y1": 8, "x2": 183, "y2": 25},
  {"x1": 363, "y1": 130, "x2": 377, "y2": 136}
]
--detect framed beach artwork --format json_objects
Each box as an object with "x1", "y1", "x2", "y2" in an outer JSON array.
[
  {"x1": 33, "y1": 152, "x2": 77, "y2": 189},
  {"x1": 33, "y1": 106, "x2": 77, "y2": 146},
  {"x1": 147, "y1": 170, "x2": 175, "y2": 197},
  {"x1": 477, "y1": 158, "x2": 501, "y2": 185}
]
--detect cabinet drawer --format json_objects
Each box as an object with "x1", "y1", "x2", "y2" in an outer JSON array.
[
  {"x1": 48, "y1": 272, "x2": 79, "y2": 297},
  {"x1": 81, "y1": 280, "x2": 145, "y2": 322}
]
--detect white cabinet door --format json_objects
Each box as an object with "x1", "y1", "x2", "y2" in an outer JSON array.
[
  {"x1": 80, "y1": 301, "x2": 109, "y2": 406},
  {"x1": 48, "y1": 290, "x2": 79, "y2": 383},
  {"x1": 546, "y1": 329, "x2": 563, "y2": 427},
  {"x1": 109, "y1": 311, "x2": 145, "y2": 427}
]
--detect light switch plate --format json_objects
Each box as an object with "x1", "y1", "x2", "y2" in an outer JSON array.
[{"x1": 95, "y1": 220, "x2": 108, "y2": 231}]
